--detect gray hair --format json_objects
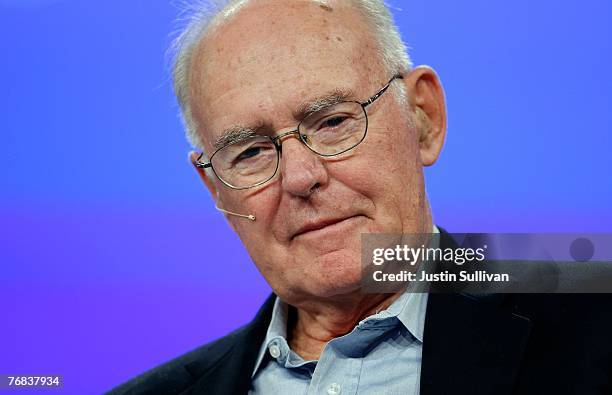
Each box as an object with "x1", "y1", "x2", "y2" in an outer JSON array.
[{"x1": 171, "y1": 0, "x2": 412, "y2": 151}]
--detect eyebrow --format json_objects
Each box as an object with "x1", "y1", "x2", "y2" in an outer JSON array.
[
  {"x1": 294, "y1": 89, "x2": 355, "y2": 118},
  {"x1": 212, "y1": 88, "x2": 355, "y2": 150},
  {"x1": 213, "y1": 125, "x2": 262, "y2": 150}
]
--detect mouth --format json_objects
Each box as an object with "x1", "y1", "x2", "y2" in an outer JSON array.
[{"x1": 291, "y1": 215, "x2": 364, "y2": 240}]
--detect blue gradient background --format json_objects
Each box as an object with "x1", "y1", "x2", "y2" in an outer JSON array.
[{"x1": 1, "y1": 0, "x2": 610, "y2": 393}]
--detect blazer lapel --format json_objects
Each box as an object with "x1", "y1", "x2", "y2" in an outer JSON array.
[
  {"x1": 180, "y1": 294, "x2": 276, "y2": 395},
  {"x1": 421, "y1": 230, "x2": 533, "y2": 395},
  {"x1": 420, "y1": 293, "x2": 532, "y2": 395}
]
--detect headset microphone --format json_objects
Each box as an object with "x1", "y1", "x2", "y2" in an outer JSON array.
[{"x1": 215, "y1": 205, "x2": 256, "y2": 221}]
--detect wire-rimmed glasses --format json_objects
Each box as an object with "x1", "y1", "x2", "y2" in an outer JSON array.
[{"x1": 196, "y1": 74, "x2": 403, "y2": 190}]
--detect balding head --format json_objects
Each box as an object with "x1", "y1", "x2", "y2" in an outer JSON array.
[
  {"x1": 190, "y1": 0, "x2": 400, "y2": 157},
  {"x1": 172, "y1": 0, "x2": 411, "y2": 150}
]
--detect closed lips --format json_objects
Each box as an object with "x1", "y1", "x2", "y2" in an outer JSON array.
[{"x1": 291, "y1": 215, "x2": 361, "y2": 239}]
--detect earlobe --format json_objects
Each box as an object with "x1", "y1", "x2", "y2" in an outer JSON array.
[{"x1": 405, "y1": 66, "x2": 447, "y2": 167}]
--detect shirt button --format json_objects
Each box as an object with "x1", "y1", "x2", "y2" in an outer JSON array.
[
  {"x1": 327, "y1": 383, "x2": 341, "y2": 395},
  {"x1": 268, "y1": 344, "x2": 281, "y2": 359}
]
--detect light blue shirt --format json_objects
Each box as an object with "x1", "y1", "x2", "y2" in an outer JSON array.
[{"x1": 249, "y1": 290, "x2": 428, "y2": 394}]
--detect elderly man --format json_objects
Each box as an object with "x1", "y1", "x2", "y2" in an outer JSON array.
[{"x1": 109, "y1": 1, "x2": 612, "y2": 394}]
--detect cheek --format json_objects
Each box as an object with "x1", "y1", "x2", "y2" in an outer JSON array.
[
  {"x1": 380, "y1": 122, "x2": 420, "y2": 168},
  {"x1": 347, "y1": 124, "x2": 421, "y2": 192},
  {"x1": 213, "y1": 187, "x2": 278, "y2": 263},
  {"x1": 222, "y1": 182, "x2": 281, "y2": 225},
  {"x1": 342, "y1": 124, "x2": 425, "y2": 225},
  {"x1": 383, "y1": 123, "x2": 422, "y2": 191}
]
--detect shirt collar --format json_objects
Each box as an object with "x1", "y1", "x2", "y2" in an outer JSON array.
[
  {"x1": 251, "y1": 225, "x2": 439, "y2": 377},
  {"x1": 251, "y1": 296, "x2": 290, "y2": 377},
  {"x1": 375, "y1": 224, "x2": 437, "y2": 342}
]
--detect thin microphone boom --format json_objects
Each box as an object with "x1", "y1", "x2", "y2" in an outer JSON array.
[{"x1": 215, "y1": 205, "x2": 256, "y2": 221}]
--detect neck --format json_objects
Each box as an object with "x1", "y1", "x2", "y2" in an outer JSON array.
[
  {"x1": 287, "y1": 290, "x2": 404, "y2": 360},
  {"x1": 287, "y1": 210, "x2": 434, "y2": 360}
]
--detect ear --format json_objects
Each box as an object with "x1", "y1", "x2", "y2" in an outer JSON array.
[
  {"x1": 404, "y1": 66, "x2": 447, "y2": 166},
  {"x1": 189, "y1": 150, "x2": 219, "y2": 202}
]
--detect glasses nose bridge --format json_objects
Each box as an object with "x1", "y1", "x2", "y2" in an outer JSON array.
[{"x1": 271, "y1": 128, "x2": 304, "y2": 151}]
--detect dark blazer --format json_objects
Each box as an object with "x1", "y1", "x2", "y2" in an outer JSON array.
[{"x1": 108, "y1": 231, "x2": 612, "y2": 395}]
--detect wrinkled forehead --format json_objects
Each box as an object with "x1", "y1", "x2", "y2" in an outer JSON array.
[{"x1": 188, "y1": 0, "x2": 385, "y2": 153}]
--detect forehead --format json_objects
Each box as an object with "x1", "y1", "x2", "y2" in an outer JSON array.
[{"x1": 188, "y1": 0, "x2": 384, "y2": 152}]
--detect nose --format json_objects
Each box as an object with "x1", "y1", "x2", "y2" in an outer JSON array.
[{"x1": 278, "y1": 134, "x2": 329, "y2": 197}]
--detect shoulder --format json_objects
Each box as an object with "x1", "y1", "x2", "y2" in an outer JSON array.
[
  {"x1": 512, "y1": 294, "x2": 612, "y2": 392},
  {"x1": 512, "y1": 293, "x2": 612, "y2": 337},
  {"x1": 475, "y1": 292, "x2": 612, "y2": 333},
  {"x1": 105, "y1": 324, "x2": 252, "y2": 395},
  {"x1": 106, "y1": 294, "x2": 276, "y2": 395}
]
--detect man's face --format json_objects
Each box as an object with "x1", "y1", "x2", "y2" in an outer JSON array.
[{"x1": 189, "y1": 0, "x2": 444, "y2": 304}]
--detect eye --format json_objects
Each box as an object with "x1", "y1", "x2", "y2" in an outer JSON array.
[
  {"x1": 320, "y1": 116, "x2": 348, "y2": 129},
  {"x1": 236, "y1": 147, "x2": 261, "y2": 161}
]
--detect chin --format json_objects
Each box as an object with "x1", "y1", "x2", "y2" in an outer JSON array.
[{"x1": 302, "y1": 250, "x2": 364, "y2": 298}]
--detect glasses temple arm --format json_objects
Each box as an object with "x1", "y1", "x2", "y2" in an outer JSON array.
[
  {"x1": 195, "y1": 161, "x2": 212, "y2": 169},
  {"x1": 362, "y1": 74, "x2": 404, "y2": 108}
]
